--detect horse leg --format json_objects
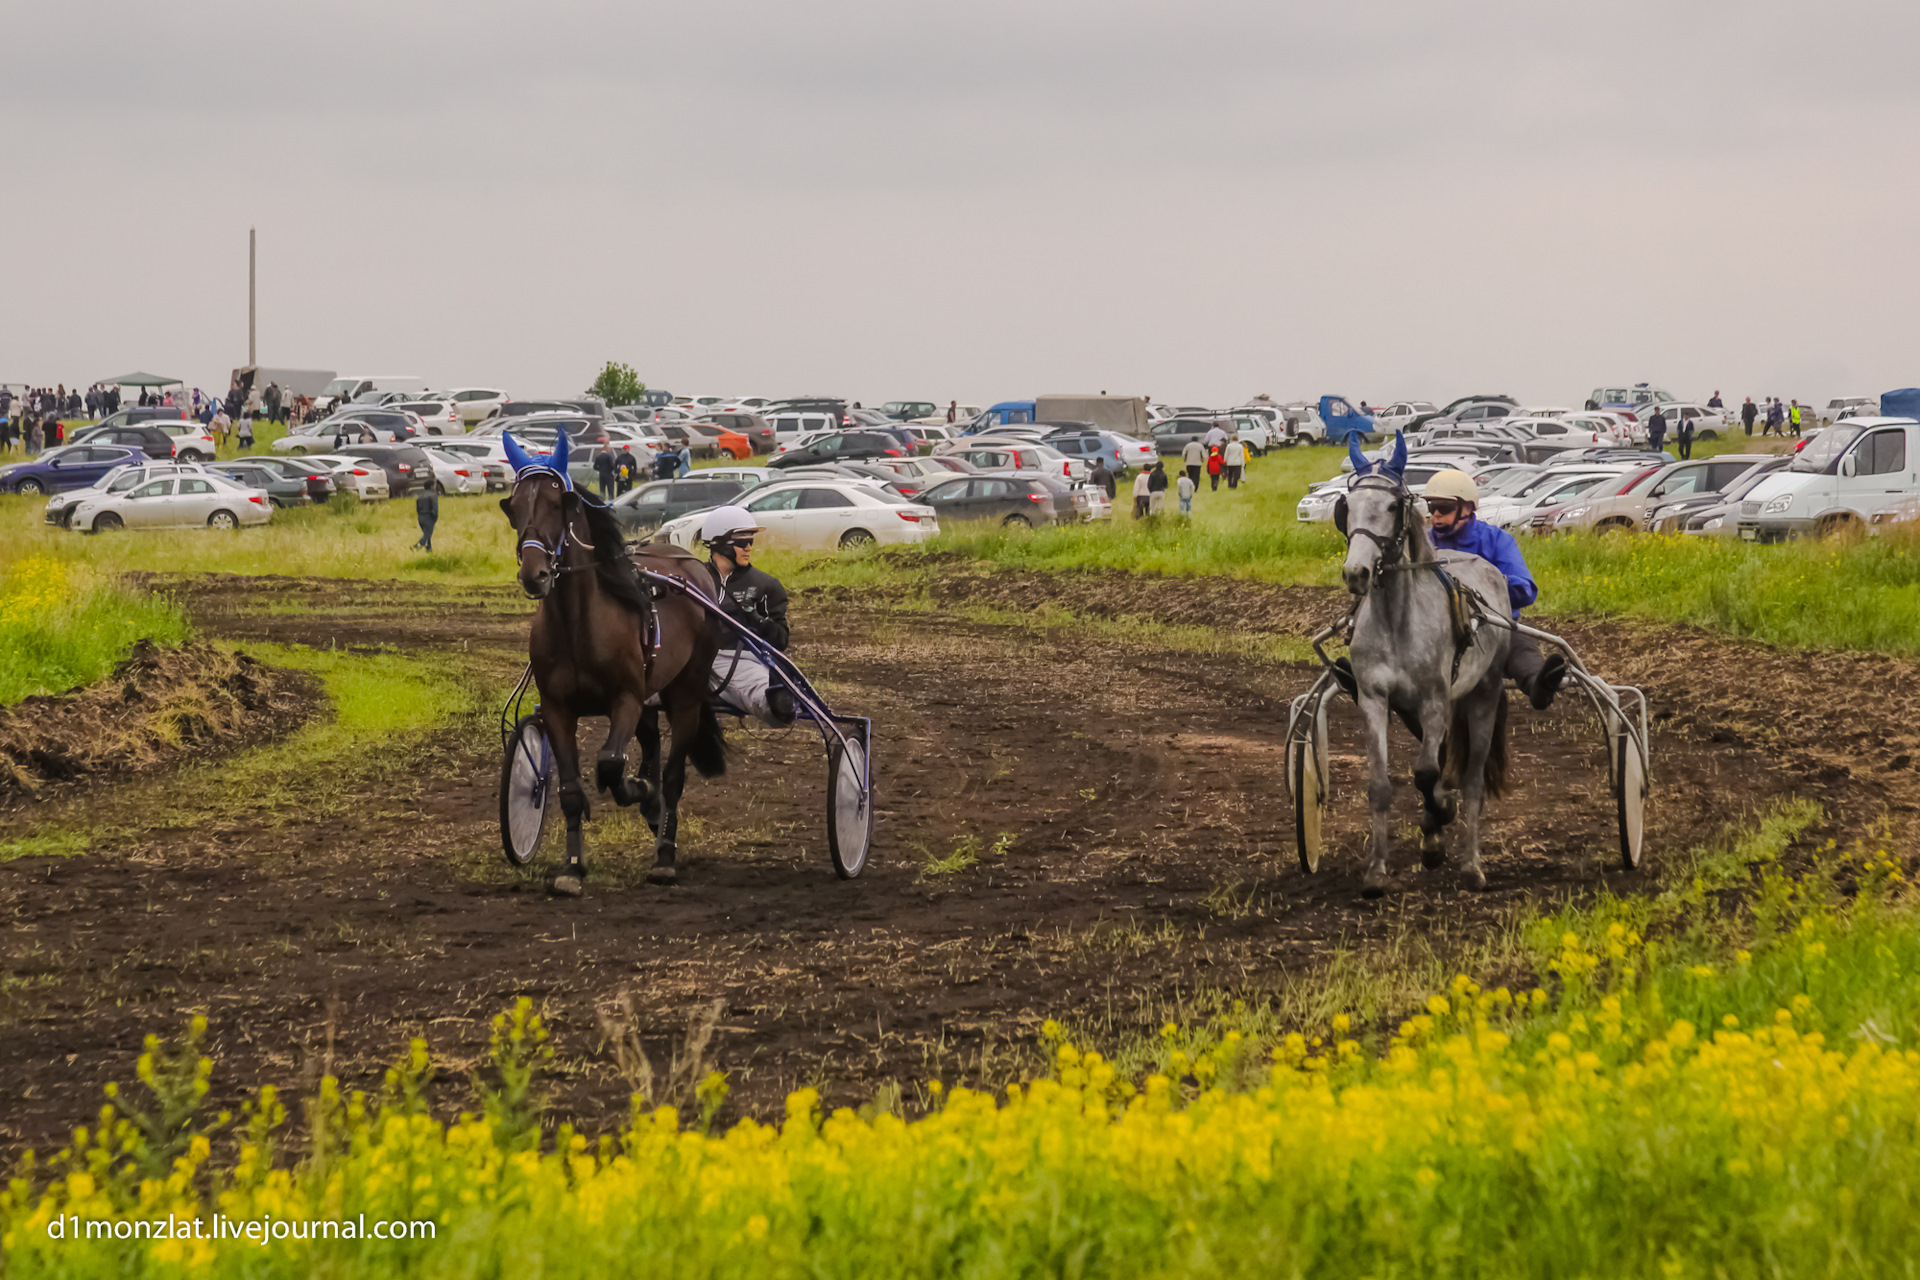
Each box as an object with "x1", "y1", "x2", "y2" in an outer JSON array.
[
  {"x1": 1414, "y1": 695, "x2": 1455, "y2": 870},
  {"x1": 646, "y1": 697, "x2": 700, "y2": 885},
  {"x1": 1456, "y1": 691, "x2": 1501, "y2": 891},
  {"x1": 596, "y1": 695, "x2": 646, "y2": 807},
  {"x1": 1360, "y1": 694, "x2": 1397, "y2": 897},
  {"x1": 546, "y1": 706, "x2": 590, "y2": 898},
  {"x1": 635, "y1": 706, "x2": 663, "y2": 835}
]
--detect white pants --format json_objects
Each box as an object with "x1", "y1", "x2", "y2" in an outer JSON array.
[{"x1": 710, "y1": 649, "x2": 780, "y2": 725}]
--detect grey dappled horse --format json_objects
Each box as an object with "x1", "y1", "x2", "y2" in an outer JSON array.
[{"x1": 1335, "y1": 436, "x2": 1513, "y2": 894}]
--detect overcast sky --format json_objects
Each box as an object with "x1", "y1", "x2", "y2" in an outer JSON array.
[{"x1": 5, "y1": 0, "x2": 1917, "y2": 406}]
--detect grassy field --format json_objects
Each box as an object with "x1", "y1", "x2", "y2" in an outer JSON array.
[
  {"x1": 0, "y1": 553, "x2": 187, "y2": 704},
  {"x1": 10, "y1": 803, "x2": 1920, "y2": 1277}
]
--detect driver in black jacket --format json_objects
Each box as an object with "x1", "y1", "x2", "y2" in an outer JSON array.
[{"x1": 699, "y1": 506, "x2": 795, "y2": 724}]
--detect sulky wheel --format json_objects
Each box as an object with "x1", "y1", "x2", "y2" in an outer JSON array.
[
  {"x1": 500, "y1": 714, "x2": 555, "y2": 867},
  {"x1": 826, "y1": 730, "x2": 873, "y2": 879},
  {"x1": 1615, "y1": 730, "x2": 1646, "y2": 870},
  {"x1": 1292, "y1": 699, "x2": 1330, "y2": 874}
]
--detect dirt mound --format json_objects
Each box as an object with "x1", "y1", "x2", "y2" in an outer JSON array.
[{"x1": 0, "y1": 641, "x2": 318, "y2": 798}]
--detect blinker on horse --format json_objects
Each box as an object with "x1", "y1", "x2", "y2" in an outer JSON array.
[
  {"x1": 1335, "y1": 433, "x2": 1513, "y2": 895},
  {"x1": 498, "y1": 430, "x2": 728, "y2": 895}
]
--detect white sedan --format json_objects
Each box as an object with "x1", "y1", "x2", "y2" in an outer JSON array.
[
  {"x1": 420, "y1": 447, "x2": 487, "y2": 495},
  {"x1": 294, "y1": 454, "x2": 392, "y2": 501},
  {"x1": 652, "y1": 479, "x2": 938, "y2": 552},
  {"x1": 70, "y1": 473, "x2": 273, "y2": 532}
]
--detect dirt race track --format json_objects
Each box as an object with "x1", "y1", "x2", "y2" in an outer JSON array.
[{"x1": 3, "y1": 562, "x2": 1915, "y2": 1153}]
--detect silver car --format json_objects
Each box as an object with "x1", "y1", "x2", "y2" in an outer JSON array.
[{"x1": 69, "y1": 473, "x2": 273, "y2": 532}]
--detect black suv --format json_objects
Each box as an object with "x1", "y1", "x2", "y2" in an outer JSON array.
[
  {"x1": 767, "y1": 431, "x2": 906, "y2": 468},
  {"x1": 337, "y1": 443, "x2": 432, "y2": 496},
  {"x1": 69, "y1": 424, "x2": 177, "y2": 460}
]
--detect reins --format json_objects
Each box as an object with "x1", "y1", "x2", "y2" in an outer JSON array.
[{"x1": 512, "y1": 470, "x2": 597, "y2": 577}]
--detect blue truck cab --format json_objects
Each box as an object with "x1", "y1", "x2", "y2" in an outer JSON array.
[
  {"x1": 969, "y1": 400, "x2": 1037, "y2": 433},
  {"x1": 1317, "y1": 395, "x2": 1375, "y2": 443}
]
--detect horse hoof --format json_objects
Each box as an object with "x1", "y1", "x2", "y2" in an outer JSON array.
[
  {"x1": 1362, "y1": 868, "x2": 1389, "y2": 898},
  {"x1": 552, "y1": 874, "x2": 585, "y2": 898},
  {"x1": 646, "y1": 864, "x2": 677, "y2": 886},
  {"x1": 1421, "y1": 840, "x2": 1447, "y2": 871},
  {"x1": 1463, "y1": 867, "x2": 1488, "y2": 891}
]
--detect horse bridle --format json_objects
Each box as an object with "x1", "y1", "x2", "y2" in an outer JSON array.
[
  {"x1": 1337, "y1": 473, "x2": 1413, "y2": 572},
  {"x1": 511, "y1": 469, "x2": 597, "y2": 578}
]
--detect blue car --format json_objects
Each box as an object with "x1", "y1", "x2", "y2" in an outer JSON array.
[{"x1": 0, "y1": 444, "x2": 149, "y2": 495}]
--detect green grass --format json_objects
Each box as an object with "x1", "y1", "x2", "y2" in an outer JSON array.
[{"x1": 0, "y1": 553, "x2": 188, "y2": 705}]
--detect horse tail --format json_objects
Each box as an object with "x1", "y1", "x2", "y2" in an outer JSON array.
[
  {"x1": 687, "y1": 698, "x2": 729, "y2": 778},
  {"x1": 1443, "y1": 692, "x2": 1510, "y2": 799}
]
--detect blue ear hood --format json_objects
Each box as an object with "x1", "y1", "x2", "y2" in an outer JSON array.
[
  {"x1": 502, "y1": 430, "x2": 535, "y2": 475},
  {"x1": 550, "y1": 427, "x2": 571, "y2": 478},
  {"x1": 1347, "y1": 435, "x2": 1370, "y2": 475},
  {"x1": 1386, "y1": 430, "x2": 1407, "y2": 477}
]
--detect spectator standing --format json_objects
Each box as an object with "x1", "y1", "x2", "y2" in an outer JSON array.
[
  {"x1": 1675, "y1": 411, "x2": 1696, "y2": 460},
  {"x1": 1203, "y1": 421, "x2": 1228, "y2": 451},
  {"x1": 1181, "y1": 436, "x2": 1205, "y2": 488},
  {"x1": 1224, "y1": 437, "x2": 1246, "y2": 489},
  {"x1": 946, "y1": 400, "x2": 957, "y2": 424},
  {"x1": 1740, "y1": 397, "x2": 1757, "y2": 436},
  {"x1": 653, "y1": 446, "x2": 676, "y2": 481},
  {"x1": 413, "y1": 483, "x2": 440, "y2": 551},
  {"x1": 616, "y1": 445, "x2": 639, "y2": 494},
  {"x1": 1147, "y1": 460, "x2": 1169, "y2": 515},
  {"x1": 237, "y1": 413, "x2": 255, "y2": 451},
  {"x1": 593, "y1": 440, "x2": 617, "y2": 499},
  {"x1": 1765, "y1": 398, "x2": 1784, "y2": 436},
  {"x1": 1131, "y1": 465, "x2": 1151, "y2": 518},
  {"x1": 26, "y1": 415, "x2": 42, "y2": 454},
  {"x1": 1708, "y1": 390, "x2": 1724, "y2": 409},
  {"x1": 1089, "y1": 457, "x2": 1115, "y2": 501},
  {"x1": 244, "y1": 384, "x2": 264, "y2": 423},
  {"x1": 678, "y1": 442, "x2": 692, "y2": 476},
  {"x1": 211, "y1": 406, "x2": 231, "y2": 446},
  {"x1": 1788, "y1": 399, "x2": 1803, "y2": 437},
  {"x1": 1647, "y1": 407, "x2": 1668, "y2": 454},
  {"x1": 1176, "y1": 470, "x2": 1195, "y2": 515},
  {"x1": 264, "y1": 382, "x2": 283, "y2": 424}
]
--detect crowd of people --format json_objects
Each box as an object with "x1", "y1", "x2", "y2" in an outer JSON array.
[
  {"x1": 588, "y1": 436, "x2": 694, "y2": 499},
  {"x1": 1073, "y1": 420, "x2": 1248, "y2": 519}
]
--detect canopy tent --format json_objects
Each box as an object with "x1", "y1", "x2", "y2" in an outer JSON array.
[{"x1": 98, "y1": 371, "x2": 182, "y2": 388}]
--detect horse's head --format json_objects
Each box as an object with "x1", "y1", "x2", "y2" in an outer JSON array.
[
  {"x1": 498, "y1": 430, "x2": 575, "y2": 599},
  {"x1": 1335, "y1": 432, "x2": 1411, "y2": 598}
]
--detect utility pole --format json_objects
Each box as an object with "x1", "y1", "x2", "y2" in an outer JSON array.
[{"x1": 248, "y1": 227, "x2": 257, "y2": 367}]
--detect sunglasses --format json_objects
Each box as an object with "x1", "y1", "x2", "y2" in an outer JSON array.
[
  {"x1": 729, "y1": 538, "x2": 755, "y2": 549},
  {"x1": 1426, "y1": 500, "x2": 1464, "y2": 516}
]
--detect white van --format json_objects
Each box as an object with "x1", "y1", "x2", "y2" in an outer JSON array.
[
  {"x1": 767, "y1": 411, "x2": 838, "y2": 444},
  {"x1": 1735, "y1": 418, "x2": 1920, "y2": 541},
  {"x1": 317, "y1": 375, "x2": 427, "y2": 411}
]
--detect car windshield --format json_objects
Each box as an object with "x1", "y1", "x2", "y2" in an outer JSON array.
[
  {"x1": 1791, "y1": 424, "x2": 1863, "y2": 474},
  {"x1": 1482, "y1": 468, "x2": 1544, "y2": 495},
  {"x1": 1723, "y1": 465, "x2": 1782, "y2": 499}
]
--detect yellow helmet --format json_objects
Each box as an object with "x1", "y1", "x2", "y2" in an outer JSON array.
[{"x1": 1424, "y1": 469, "x2": 1479, "y2": 504}]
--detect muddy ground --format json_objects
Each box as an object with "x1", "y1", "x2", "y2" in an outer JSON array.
[{"x1": 1, "y1": 563, "x2": 1908, "y2": 1153}]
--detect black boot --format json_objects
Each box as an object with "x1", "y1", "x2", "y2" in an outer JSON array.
[
  {"x1": 767, "y1": 687, "x2": 797, "y2": 726},
  {"x1": 1528, "y1": 653, "x2": 1567, "y2": 710}
]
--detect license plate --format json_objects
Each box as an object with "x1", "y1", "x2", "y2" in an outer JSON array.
[{"x1": 1740, "y1": 527, "x2": 1758, "y2": 541}]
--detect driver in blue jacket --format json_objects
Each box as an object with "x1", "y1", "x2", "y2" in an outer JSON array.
[{"x1": 1423, "y1": 470, "x2": 1566, "y2": 709}]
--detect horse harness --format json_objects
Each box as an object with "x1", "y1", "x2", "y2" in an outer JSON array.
[
  {"x1": 1333, "y1": 472, "x2": 1486, "y2": 685},
  {"x1": 511, "y1": 469, "x2": 666, "y2": 661}
]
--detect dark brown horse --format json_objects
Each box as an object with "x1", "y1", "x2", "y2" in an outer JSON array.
[{"x1": 499, "y1": 448, "x2": 726, "y2": 895}]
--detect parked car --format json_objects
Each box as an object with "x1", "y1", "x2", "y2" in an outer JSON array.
[
  {"x1": 1477, "y1": 467, "x2": 1639, "y2": 530},
  {"x1": 1149, "y1": 416, "x2": 1225, "y2": 455},
  {"x1": 66, "y1": 424, "x2": 179, "y2": 460},
  {"x1": 766, "y1": 430, "x2": 907, "y2": 469},
  {"x1": 389, "y1": 398, "x2": 466, "y2": 436},
  {"x1": 916, "y1": 472, "x2": 1071, "y2": 527},
  {"x1": 1869, "y1": 494, "x2": 1920, "y2": 532},
  {"x1": 336, "y1": 443, "x2": 432, "y2": 496},
  {"x1": 610, "y1": 476, "x2": 752, "y2": 533},
  {"x1": 494, "y1": 397, "x2": 607, "y2": 421},
  {"x1": 1735, "y1": 418, "x2": 1920, "y2": 540},
  {"x1": 1, "y1": 443, "x2": 150, "y2": 494},
  {"x1": 695, "y1": 411, "x2": 775, "y2": 453},
  {"x1": 1655, "y1": 459, "x2": 1791, "y2": 534},
  {"x1": 1544, "y1": 459, "x2": 1764, "y2": 533},
  {"x1": 41, "y1": 460, "x2": 209, "y2": 526},
  {"x1": 902, "y1": 424, "x2": 959, "y2": 453},
  {"x1": 210, "y1": 460, "x2": 314, "y2": 508},
  {"x1": 652, "y1": 479, "x2": 938, "y2": 551},
  {"x1": 419, "y1": 447, "x2": 486, "y2": 495},
  {"x1": 296, "y1": 455, "x2": 391, "y2": 501},
  {"x1": 879, "y1": 400, "x2": 938, "y2": 422},
  {"x1": 871, "y1": 456, "x2": 980, "y2": 495},
  {"x1": 1372, "y1": 401, "x2": 1439, "y2": 435},
  {"x1": 70, "y1": 473, "x2": 273, "y2": 532},
  {"x1": 695, "y1": 465, "x2": 776, "y2": 488},
  {"x1": 423, "y1": 440, "x2": 514, "y2": 491},
  {"x1": 274, "y1": 411, "x2": 417, "y2": 452},
  {"x1": 89, "y1": 405, "x2": 189, "y2": 431},
  {"x1": 1589, "y1": 384, "x2": 1678, "y2": 416},
  {"x1": 1505, "y1": 416, "x2": 1622, "y2": 448},
  {"x1": 1043, "y1": 428, "x2": 1155, "y2": 472},
  {"x1": 658, "y1": 421, "x2": 751, "y2": 460},
  {"x1": 1405, "y1": 395, "x2": 1517, "y2": 434},
  {"x1": 449, "y1": 387, "x2": 511, "y2": 424},
  {"x1": 1822, "y1": 396, "x2": 1878, "y2": 427},
  {"x1": 241, "y1": 455, "x2": 338, "y2": 504}
]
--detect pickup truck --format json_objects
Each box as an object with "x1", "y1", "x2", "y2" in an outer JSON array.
[{"x1": 1735, "y1": 418, "x2": 1920, "y2": 540}]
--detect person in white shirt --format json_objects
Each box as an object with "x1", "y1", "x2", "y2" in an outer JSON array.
[
  {"x1": 1131, "y1": 465, "x2": 1152, "y2": 519},
  {"x1": 1223, "y1": 438, "x2": 1247, "y2": 489},
  {"x1": 1176, "y1": 471, "x2": 1195, "y2": 515}
]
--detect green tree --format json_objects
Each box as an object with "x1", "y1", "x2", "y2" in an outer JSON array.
[{"x1": 589, "y1": 361, "x2": 646, "y2": 407}]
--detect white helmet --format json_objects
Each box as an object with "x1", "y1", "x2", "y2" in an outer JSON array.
[
  {"x1": 1425, "y1": 469, "x2": 1479, "y2": 504},
  {"x1": 699, "y1": 505, "x2": 763, "y2": 546}
]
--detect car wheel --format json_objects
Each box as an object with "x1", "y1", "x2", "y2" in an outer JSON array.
[
  {"x1": 1002, "y1": 513, "x2": 1033, "y2": 529},
  {"x1": 92, "y1": 512, "x2": 123, "y2": 532},
  {"x1": 182, "y1": 450, "x2": 209, "y2": 462},
  {"x1": 15, "y1": 478, "x2": 43, "y2": 495},
  {"x1": 1699, "y1": 429, "x2": 1719, "y2": 441},
  {"x1": 838, "y1": 528, "x2": 876, "y2": 549},
  {"x1": 208, "y1": 510, "x2": 239, "y2": 531},
  {"x1": 1596, "y1": 518, "x2": 1633, "y2": 535},
  {"x1": 1816, "y1": 512, "x2": 1861, "y2": 539}
]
